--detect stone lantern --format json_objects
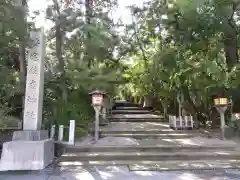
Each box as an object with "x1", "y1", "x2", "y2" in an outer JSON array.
[
  {"x1": 214, "y1": 95, "x2": 228, "y2": 139},
  {"x1": 89, "y1": 90, "x2": 107, "y2": 141}
]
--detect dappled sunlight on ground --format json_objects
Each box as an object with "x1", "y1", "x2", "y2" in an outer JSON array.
[
  {"x1": 111, "y1": 114, "x2": 161, "y2": 119},
  {"x1": 134, "y1": 170, "x2": 154, "y2": 176},
  {"x1": 54, "y1": 103, "x2": 240, "y2": 180},
  {"x1": 73, "y1": 171, "x2": 96, "y2": 180},
  {"x1": 61, "y1": 165, "x2": 240, "y2": 180},
  {"x1": 98, "y1": 171, "x2": 114, "y2": 179},
  {"x1": 178, "y1": 173, "x2": 204, "y2": 180},
  {"x1": 147, "y1": 122, "x2": 169, "y2": 127},
  {"x1": 161, "y1": 138, "x2": 200, "y2": 146},
  {"x1": 160, "y1": 137, "x2": 237, "y2": 147},
  {"x1": 102, "y1": 122, "x2": 173, "y2": 131},
  {"x1": 60, "y1": 161, "x2": 84, "y2": 166},
  {"x1": 94, "y1": 137, "x2": 139, "y2": 146}
]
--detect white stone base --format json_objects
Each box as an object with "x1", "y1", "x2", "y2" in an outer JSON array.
[{"x1": 0, "y1": 139, "x2": 54, "y2": 171}]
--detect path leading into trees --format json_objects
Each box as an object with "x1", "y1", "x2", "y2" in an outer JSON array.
[
  {"x1": 2, "y1": 100, "x2": 240, "y2": 180},
  {"x1": 59, "y1": 101, "x2": 240, "y2": 169}
]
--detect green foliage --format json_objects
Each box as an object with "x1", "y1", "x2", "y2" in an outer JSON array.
[
  {"x1": 2, "y1": 0, "x2": 240, "y2": 131},
  {"x1": 41, "y1": 0, "x2": 122, "y2": 135},
  {"x1": 43, "y1": 87, "x2": 94, "y2": 127},
  {"x1": 0, "y1": 0, "x2": 121, "y2": 135},
  {"x1": 118, "y1": 0, "x2": 240, "y2": 124},
  {"x1": 0, "y1": 108, "x2": 20, "y2": 129}
]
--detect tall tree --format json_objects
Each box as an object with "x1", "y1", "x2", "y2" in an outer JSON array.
[{"x1": 85, "y1": 0, "x2": 93, "y2": 67}]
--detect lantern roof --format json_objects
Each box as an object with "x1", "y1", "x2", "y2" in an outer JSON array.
[{"x1": 89, "y1": 90, "x2": 107, "y2": 95}]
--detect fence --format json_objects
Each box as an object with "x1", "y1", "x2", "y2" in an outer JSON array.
[{"x1": 50, "y1": 120, "x2": 75, "y2": 145}]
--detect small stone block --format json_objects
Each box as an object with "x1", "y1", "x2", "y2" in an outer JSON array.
[
  {"x1": 0, "y1": 139, "x2": 54, "y2": 171},
  {"x1": 12, "y1": 130, "x2": 49, "y2": 141}
]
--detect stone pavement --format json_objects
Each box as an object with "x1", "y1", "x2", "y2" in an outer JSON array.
[
  {"x1": 1, "y1": 166, "x2": 240, "y2": 180},
  {"x1": 2, "y1": 100, "x2": 240, "y2": 179},
  {"x1": 57, "y1": 100, "x2": 240, "y2": 178}
]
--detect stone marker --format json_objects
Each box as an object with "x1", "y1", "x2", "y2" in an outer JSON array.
[
  {"x1": 0, "y1": 27, "x2": 54, "y2": 171},
  {"x1": 23, "y1": 28, "x2": 45, "y2": 130}
]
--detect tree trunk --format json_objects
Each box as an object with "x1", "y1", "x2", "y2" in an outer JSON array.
[
  {"x1": 56, "y1": 24, "x2": 67, "y2": 102},
  {"x1": 19, "y1": 43, "x2": 26, "y2": 109},
  {"x1": 85, "y1": 0, "x2": 93, "y2": 67},
  {"x1": 223, "y1": 4, "x2": 238, "y2": 70},
  {"x1": 224, "y1": 32, "x2": 238, "y2": 70},
  {"x1": 143, "y1": 95, "x2": 152, "y2": 108},
  {"x1": 177, "y1": 92, "x2": 182, "y2": 117},
  {"x1": 139, "y1": 96, "x2": 144, "y2": 106},
  {"x1": 162, "y1": 102, "x2": 168, "y2": 118},
  {"x1": 15, "y1": 0, "x2": 27, "y2": 126},
  {"x1": 54, "y1": 0, "x2": 68, "y2": 102}
]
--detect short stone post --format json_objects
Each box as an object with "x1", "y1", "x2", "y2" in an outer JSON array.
[
  {"x1": 169, "y1": 115, "x2": 173, "y2": 128},
  {"x1": 68, "y1": 120, "x2": 75, "y2": 145},
  {"x1": 102, "y1": 107, "x2": 107, "y2": 119},
  {"x1": 190, "y1": 115, "x2": 194, "y2": 129},
  {"x1": 50, "y1": 125, "x2": 55, "y2": 139},
  {"x1": 58, "y1": 125, "x2": 64, "y2": 142}
]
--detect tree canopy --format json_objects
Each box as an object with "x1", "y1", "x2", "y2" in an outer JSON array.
[{"x1": 1, "y1": 0, "x2": 240, "y2": 130}]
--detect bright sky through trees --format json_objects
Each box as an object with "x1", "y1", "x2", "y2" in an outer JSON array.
[{"x1": 28, "y1": 0, "x2": 146, "y2": 28}]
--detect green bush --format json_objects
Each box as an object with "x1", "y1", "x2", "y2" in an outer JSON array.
[
  {"x1": 42, "y1": 87, "x2": 94, "y2": 137},
  {"x1": 0, "y1": 110, "x2": 20, "y2": 129}
]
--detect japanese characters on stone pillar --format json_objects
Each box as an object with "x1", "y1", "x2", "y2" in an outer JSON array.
[{"x1": 23, "y1": 28, "x2": 45, "y2": 130}]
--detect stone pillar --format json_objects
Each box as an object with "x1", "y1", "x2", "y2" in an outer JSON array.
[
  {"x1": 23, "y1": 28, "x2": 45, "y2": 130},
  {"x1": 0, "y1": 28, "x2": 54, "y2": 171}
]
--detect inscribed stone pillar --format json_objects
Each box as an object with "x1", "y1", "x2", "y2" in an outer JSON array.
[{"x1": 23, "y1": 28, "x2": 45, "y2": 130}]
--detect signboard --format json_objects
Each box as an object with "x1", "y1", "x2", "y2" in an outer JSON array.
[{"x1": 92, "y1": 94, "x2": 103, "y2": 105}]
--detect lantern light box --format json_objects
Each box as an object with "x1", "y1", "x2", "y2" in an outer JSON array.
[{"x1": 89, "y1": 90, "x2": 107, "y2": 106}]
